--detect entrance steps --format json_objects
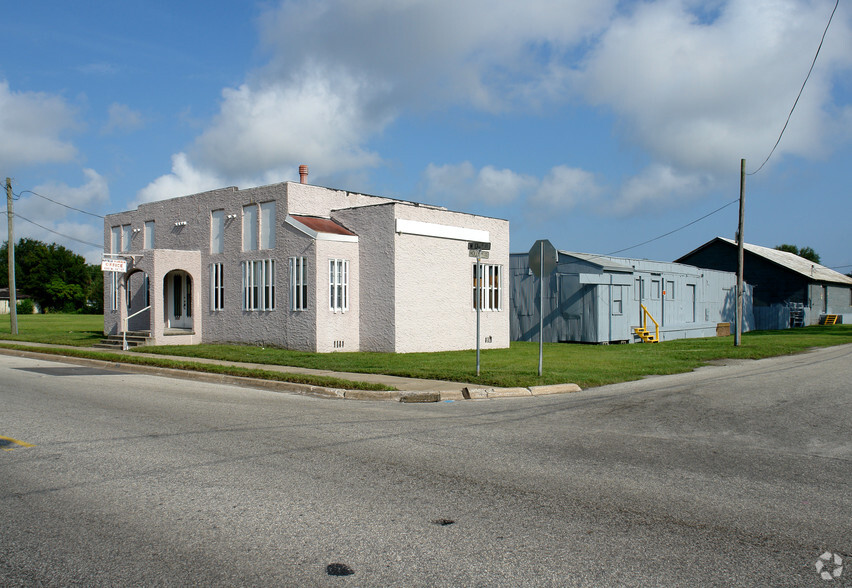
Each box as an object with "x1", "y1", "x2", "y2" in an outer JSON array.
[
  {"x1": 819, "y1": 314, "x2": 840, "y2": 326},
  {"x1": 94, "y1": 331, "x2": 152, "y2": 350},
  {"x1": 633, "y1": 326, "x2": 658, "y2": 343}
]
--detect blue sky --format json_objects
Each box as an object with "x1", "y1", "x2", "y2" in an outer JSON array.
[{"x1": 3, "y1": 0, "x2": 850, "y2": 271}]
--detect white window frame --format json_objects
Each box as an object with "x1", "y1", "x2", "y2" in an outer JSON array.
[
  {"x1": 290, "y1": 257, "x2": 308, "y2": 311},
  {"x1": 211, "y1": 210, "x2": 224, "y2": 254},
  {"x1": 122, "y1": 224, "x2": 132, "y2": 252},
  {"x1": 111, "y1": 272, "x2": 119, "y2": 311},
  {"x1": 260, "y1": 201, "x2": 276, "y2": 250},
  {"x1": 241, "y1": 259, "x2": 275, "y2": 311},
  {"x1": 143, "y1": 221, "x2": 155, "y2": 250},
  {"x1": 110, "y1": 226, "x2": 121, "y2": 254},
  {"x1": 211, "y1": 263, "x2": 224, "y2": 311},
  {"x1": 329, "y1": 259, "x2": 349, "y2": 312},
  {"x1": 473, "y1": 264, "x2": 502, "y2": 311},
  {"x1": 242, "y1": 204, "x2": 258, "y2": 251}
]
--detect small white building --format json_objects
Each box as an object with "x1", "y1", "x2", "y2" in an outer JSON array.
[{"x1": 103, "y1": 174, "x2": 509, "y2": 353}]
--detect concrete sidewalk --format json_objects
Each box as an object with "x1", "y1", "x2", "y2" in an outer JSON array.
[{"x1": 0, "y1": 340, "x2": 581, "y2": 402}]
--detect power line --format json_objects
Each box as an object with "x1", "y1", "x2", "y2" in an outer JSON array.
[
  {"x1": 4, "y1": 211, "x2": 104, "y2": 249},
  {"x1": 605, "y1": 198, "x2": 739, "y2": 257},
  {"x1": 15, "y1": 189, "x2": 105, "y2": 219},
  {"x1": 748, "y1": 0, "x2": 839, "y2": 176}
]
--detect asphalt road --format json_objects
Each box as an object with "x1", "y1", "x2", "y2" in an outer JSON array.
[{"x1": 1, "y1": 345, "x2": 850, "y2": 587}]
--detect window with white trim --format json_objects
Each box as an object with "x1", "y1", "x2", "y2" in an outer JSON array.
[
  {"x1": 241, "y1": 259, "x2": 275, "y2": 311},
  {"x1": 290, "y1": 257, "x2": 308, "y2": 311},
  {"x1": 329, "y1": 259, "x2": 349, "y2": 312},
  {"x1": 211, "y1": 210, "x2": 224, "y2": 254},
  {"x1": 122, "y1": 224, "x2": 131, "y2": 252},
  {"x1": 143, "y1": 221, "x2": 155, "y2": 250},
  {"x1": 260, "y1": 201, "x2": 276, "y2": 249},
  {"x1": 242, "y1": 204, "x2": 258, "y2": 251},
  {"x1": 473, "y1": 264, "x2": 502, "y2": 311},
  {"x1": 110, "y1": 226, "x2": 121, "y2": 254},
  {"x1": 111, "y1": 272, "x2": 119, "y2": 311},
  {"x1": 211, "y1": 263, "x2": 224, "y2": 311}
]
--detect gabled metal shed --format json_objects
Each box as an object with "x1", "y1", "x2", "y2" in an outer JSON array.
[{"x1": 510, "y1": 250, "x2": 754, "y2": 344}]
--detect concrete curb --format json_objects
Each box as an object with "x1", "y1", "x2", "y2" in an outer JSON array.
[{"x1": 0, "y1": 346, "x2": 582, "y2": 403}]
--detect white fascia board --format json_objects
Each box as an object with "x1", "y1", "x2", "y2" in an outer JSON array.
[
  {"x1": 285, "y1": 215, "x2": 358, "y2": 243},
  {"x1": 395, "y1": 218, "x2": 489, "y2": 243}
]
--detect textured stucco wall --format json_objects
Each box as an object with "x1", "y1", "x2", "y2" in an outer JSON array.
[
  {"x1": 332, "y1": 205, "x2": 396, "y2": 352},
  {"x1": 314, "y1": 239, "x2": 360, "y2": 352},
  {"x1": 392, "y1": 204, "x2": 510, "y2": 353}
]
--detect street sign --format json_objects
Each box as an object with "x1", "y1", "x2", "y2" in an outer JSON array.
[
  {"x1": 529, "y1": 239, "x2": 557, "y2": 277},
  {"x1": 469, "y1": 249, "x2": 489, "y2": 259},
  {"x1": 468, "y1": 241, "x2": 491, "y2": 251},
  {"x1": 101, "y1": 258, "x2": 127, "y2": 273}
]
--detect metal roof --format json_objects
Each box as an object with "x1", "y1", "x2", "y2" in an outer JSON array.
[
  {"x1": 716, "y1": 238, "x2": 852, "y2": 285},
  {"x1": 557, "y1": 251, "x2": 633, "y2": 273}
]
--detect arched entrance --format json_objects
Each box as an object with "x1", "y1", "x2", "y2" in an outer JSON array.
[{"x1": 165, "y1": 270, "x2": 193, "y2": 330}]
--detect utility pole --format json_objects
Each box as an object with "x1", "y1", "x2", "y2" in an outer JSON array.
[
  {"x1": 6, "y1": 177, "x2": 18, "y2": 335},
  {"x1": 735, "y1": 160, "x2": 745, "y2": 347}
]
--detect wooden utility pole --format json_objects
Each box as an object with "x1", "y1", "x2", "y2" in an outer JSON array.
[
  {"x1": 735, "y1": 160, "x2": 745, "y2": 346},
  {"x1": 6, "y1": 177, "x2": 18, "y2": 334}
]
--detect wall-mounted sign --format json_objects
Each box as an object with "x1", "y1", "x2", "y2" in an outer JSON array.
[{"x1": 101, "y1": 258, "x2": 127, "y2": 273}]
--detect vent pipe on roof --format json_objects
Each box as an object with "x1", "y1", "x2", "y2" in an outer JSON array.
[{"x1": 299, "y1": 165, "x2": 309, "y2": 184}]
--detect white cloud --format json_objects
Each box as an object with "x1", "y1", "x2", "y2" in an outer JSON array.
[
  {"x1": 134, "y1": 153, "x2": 223, "y2": 206},
  {"x1": 102, "y1": 103, "x2": 144, "y2": 135},
  {"x1": 577, "y1": 0, "x2": 852, "y2": 174},
  {"x1": 423, "y1": 162, "x2": 537, "y2": 206},
  {"x1": 0, "y1": 80, "x2": 78, "y2": 168},
  {"x1": 192, "y1": 66, "x2": 387, "y2": 180},
  {"x1": 30, "y1": 168, "x2": 110, "y2": 211},
  {"x1": 531, "y1": 166, "x2": 604, "y2": 210},
  {"x1": 609, "y1": 164, "x2": 712, "y2": 216}
]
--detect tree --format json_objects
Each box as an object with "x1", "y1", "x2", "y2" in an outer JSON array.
[
  {"x1": 775, "y1": 244, "x2": 820, "y2": 264},
  {"x1": 0, "y1": 238, "x2": 102, "y2": 313}
]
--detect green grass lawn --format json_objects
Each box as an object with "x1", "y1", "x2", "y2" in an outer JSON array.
[
  {"x1": 0, "y1": 313, "x2": 104, "y2": 346},
  {"x1": 138, "y1": 325, "x2": 852, "y2": 388},
  {"x1": 1, "y1": 313, "x2": 850, "y2": 389}
]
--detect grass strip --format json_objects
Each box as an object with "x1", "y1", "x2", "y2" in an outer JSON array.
[
  {"x1": 133, "y1": 325, "x2": 852, "y2": 389},
  {"x1": 0, "y1": 343, "x2": 396, "y2": 392}
]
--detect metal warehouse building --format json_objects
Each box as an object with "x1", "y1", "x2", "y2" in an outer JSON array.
[{"x1": 510, "y1": 250, "x2": 754, "y2": 344}]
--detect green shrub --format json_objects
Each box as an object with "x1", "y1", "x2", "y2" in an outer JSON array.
[{"x1": 16, "y1": 299, "x2": 35, "y2": 315}]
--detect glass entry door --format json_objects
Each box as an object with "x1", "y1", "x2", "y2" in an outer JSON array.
[{"x1": 167, "y1": 271, "x2": 193, "y2": 329}]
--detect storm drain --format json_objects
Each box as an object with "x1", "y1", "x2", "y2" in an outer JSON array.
[{"x1": 326, "y1": 563, "x2": 354, "y2": 577}]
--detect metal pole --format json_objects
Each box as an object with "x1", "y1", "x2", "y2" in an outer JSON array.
[
  {"x1": 6, "y1": 178, "x2": 17, "y2": 335},
  {"x1": 538, "y1": 241, "x2": 544, "y2": 377},
  {"x1": 476, "y1": 257, "x2": 481, "y2": 377},
  {"x1": 735, "y1": 159, "x2": 745, "y2": 346}
]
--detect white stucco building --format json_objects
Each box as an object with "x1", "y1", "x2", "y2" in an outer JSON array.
[{"x1": 103, "y1": 174, "x2": 510, "y2": 353}]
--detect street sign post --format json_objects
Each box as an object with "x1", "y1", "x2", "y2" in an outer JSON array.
[
  {"x1": 529, "y1": 239, "x2": 557, "y2": 376},
  {"x1": 469, "y1": 241, "x2": 491, "y2": 377}
]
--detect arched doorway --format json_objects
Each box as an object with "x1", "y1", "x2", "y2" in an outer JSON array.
[{"x1": 165, "y1": 270, "x2": 193, "y2": 330}]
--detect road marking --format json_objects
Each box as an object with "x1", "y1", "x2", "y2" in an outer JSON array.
[{"x1": 0, "y1": 435, "x2": 35, "y2": 451}]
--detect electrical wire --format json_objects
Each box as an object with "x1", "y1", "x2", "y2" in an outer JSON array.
[
  {"x1": 604, "y1": 198, "x2": 739, "y2": 257},
  {"x1": 9, "y1": 212, "x2": 104, "y2": 249},
  {"x1": 748, "y1": 0, "x2": 839, "y2": 176},
  {"x1": 15, "y1": 189, "x2": 105, "y2": 219}
]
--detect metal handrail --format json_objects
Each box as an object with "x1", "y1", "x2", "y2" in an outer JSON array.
[
  {"x1": 640, "y1": 304, "x2": 660, "y2": 342},
  {"x1": 123, "y1": 305, "x2": 151, "y2": 350}
]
